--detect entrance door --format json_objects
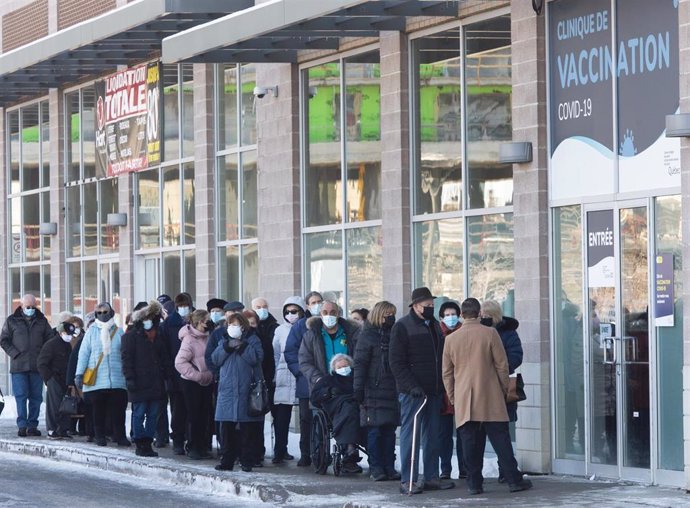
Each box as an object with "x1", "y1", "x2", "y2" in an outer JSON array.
[
  {"x1": 585, "y1": 204, "x2": 650, "y2": 482},
  {"x1": 135, "y1": 256, "x2": 160, "y2": 304}
]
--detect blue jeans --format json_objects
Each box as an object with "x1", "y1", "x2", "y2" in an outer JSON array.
[
  {"x1": 131, "y1": 400, "x2": 161, "y2": 440},
  {"x1": 399, "y1": 393, "x2": 442, "y2": 483},
  {"x1": 367, "y1": 424, "x2": 397, "y2": 475},
  {"x1": 12, "y1": 372, "x2": 43, "y2": 430}
]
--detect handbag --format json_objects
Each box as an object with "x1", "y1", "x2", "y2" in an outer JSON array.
[
  {"x1": 58, "y1": 394, "x2": 80, "y2": 416},
  {"x1": 247, "y1": 374, "x2": 270, "y2": 417},
  {"x1": 506, "y1": 373, "x2": 527, "y2": 403},
  {"x1": 0, "y1": 387, "x2": 5, "y2": 416},
  {"x1": 83, "y1": 353, "x2": 104, "y2": 386}
]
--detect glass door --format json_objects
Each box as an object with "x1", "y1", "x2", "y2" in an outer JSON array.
[
  {"x1": 585, "y1": 203, "x2": 651, "y2": 482},
  {"x1": 99, "y1": 261, "x2": 121, "y2": 321}
]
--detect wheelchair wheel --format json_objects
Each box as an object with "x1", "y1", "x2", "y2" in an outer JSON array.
[
  {"x1": 332, "y1": 444, "x2": 343, "y2": 477},
  {"x1": 310, "y1": 410, "x2": 331, "y2": 475}
]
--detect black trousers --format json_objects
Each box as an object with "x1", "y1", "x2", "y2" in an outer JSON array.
[
  {"x1": 298, "y1": 398, "x2": 312, "y2": 459},
  {"x1": 219, "y1": 421, "x2": 262, "y2": 468},
  {"x1": 155, "y1": 394, "x2": 169, "y2": 444},
  {"x1": 459, "y1": 421, "x2": 521, "y2": 489},
  {"x1": 45, "y1": 378, "x2": 70, "y2": 435},
  {"x1": 169, "y1": 390, "x2": 188, "y2": 444},
  {"x1": 273, "y1": 404, "x2": 293, "y2": 459},
  {"x1": 85, "y1": 388, "x2": 128, "y2": 441},
  {"x1": 180, "y1": 379, "x2": 213, "y2": 454}
]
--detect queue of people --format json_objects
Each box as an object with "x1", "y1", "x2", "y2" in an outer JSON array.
[{"x1": 0, "y1": 287, "x2": 533, "y2": 497}]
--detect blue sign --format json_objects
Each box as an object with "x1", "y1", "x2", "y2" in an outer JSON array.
[{"x1": 655, "y1": 253, "x2": 674, "y2": 327}]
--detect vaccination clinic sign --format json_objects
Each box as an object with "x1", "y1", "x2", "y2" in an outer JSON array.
[
  {"x1": 549, "y1": 0, "x2": 679, "y2": 200},
  {"x1": 95, "y1": 63, "x2": 161, "y2": 177}
]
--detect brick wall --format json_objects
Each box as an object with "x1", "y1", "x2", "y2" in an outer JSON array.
[
  {"x1": 57, "y1": 0, "x2": 115, "y2": 30},
  {"x1": 2, "y1": 0, "x2": 48, "y2": 52}
]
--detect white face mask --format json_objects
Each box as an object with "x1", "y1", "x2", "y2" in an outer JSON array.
[
  {"x1": 61, "y1": 334, "x2": 72, "y2": 343},
  {"x1": 335, "y1": 366, "x2": 351, "y2": 376},
  {"x1": 177, "y1": 306, "x2": 190, "y2": 317},
  {"x1": 255, "y1": 308, "x2": 269, "y2": 321},
  {"x1": 322, "y1": 315, "x2": 338, "y2": 329},
  {"x1": 227, "y1": 324, "x2": 243, "y2": 339},
  {"x1": 309, "y1": 303, "x2": 322, "y2": 316},
  {"x1": 285, "y1": 313, "x2": 300, "y2": 324}
]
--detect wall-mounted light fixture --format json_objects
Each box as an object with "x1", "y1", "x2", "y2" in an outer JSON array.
[
  {"x1": 499, "y1": 142, "x2": 533, "y2": 164},
  {"x1": 665, "y1": 114, "x2": 690, "y2": 137},
  {"x1": 39, "y1": 222, "x2": 57, "y2": 236},
  {"x1": 107, "y1": 213, "x2": 128, "y2": 227}
]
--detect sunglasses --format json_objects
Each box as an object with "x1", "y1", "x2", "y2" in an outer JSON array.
[
  {"x1": 95, "y1": 311, "x2": 110, "y2": 316},
  {"x1": 285, "y1": 309, "x2": 301, "y2": 315},
  {"x1": 24, "y1": 306, "x2": 36, "y2": 310}
]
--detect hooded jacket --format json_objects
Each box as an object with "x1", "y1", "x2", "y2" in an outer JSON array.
[
  {"x1": 75, "y1": 320, "x2": 126, "y2": 393},
  {"x1": 121, "y1": 301, "x2": 171, "y2": 402},
  {"x1": 273, "y1": 296, "x2": 305, "y2": 405},
  {"x1": 1, "y1": 307, "x2": 54, "y2": 373},
  {"x1": 176, "y1": 324, "x2": 213, "y2": 386},
  {"x1": 298, "y1": 316, "x2": 359, "y2": 392}
]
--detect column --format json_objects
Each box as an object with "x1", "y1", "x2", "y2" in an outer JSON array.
[
  {"x1": 511, "y1": 1, "x2": 551, "y2": 473},
  {"x1": 193, "y1": 63, "x2": 216, "y2": 304},
  {"x1": 48, "y1": 88, "x2": 66, "y2": 319},
  {"x1": 255, "y1": 62, "x2": 302, "y2": 308},
  {"x1": 380, "y1": 31, "x2": 412, "y2": 314}
]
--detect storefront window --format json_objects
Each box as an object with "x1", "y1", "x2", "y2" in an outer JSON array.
[
  {"x1": 163, "y1": 65, "x2": 180, "y2": 162},
  {"x1": 181, "y1": 64, "x2": 195, "y2": 159},
  {"x1": 218, "y1": 64, "x2": 238, "y2": 150},
  {"x1": 346, "y1": 227, "x2": 382, "y2": 310},
  {"x1": 304, "y1": 230, "x2": 344, "y2": 303},
  {"x1": 21, "y1": 104, "x2": 40, "y2": 192},
  {"x1": 240, "y1": 64, "x2": 256, "y2": 146},
  {"x1": 553, "y1": 206, "x2": 585, "y2": 460},
  {"x1": 414, "y1": 218, "x2": 464, "y2": 302},
  {"x1": 465, "y1": 16, "x2": 513, "y2": 209},
  {"x1": 413, "y1": 29, "x2": 462, "y2": 214},
  {"x1": 163, "y1": 165, "x2": 181, "y2": 247},
  {"x1": 9, "y1": 111, "x2": 20, "y2": 194}
]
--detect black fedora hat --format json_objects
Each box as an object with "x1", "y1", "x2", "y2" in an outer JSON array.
[{"x1": 409, "y1": 287, "x2": 436, "y2": 307}]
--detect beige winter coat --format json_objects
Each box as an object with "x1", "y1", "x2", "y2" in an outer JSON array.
[{"x1": 442, "y1": 317, "x2": 510, "y2": 427}]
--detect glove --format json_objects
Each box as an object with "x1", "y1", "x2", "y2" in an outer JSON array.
[
  {"x1": 354, "y1": 390, "x2": 365, "y2": 404},
  {"x1": 75, "y1": 375, "x2": 84, "y2": 391},
  {"x1": 223, "y1": 339, "x2": 242, "y2": 353},
  {"x1": 409, "y1": 386, "x2": 425, "y2": 398},
  {"x1": 126, "y1": 380, "x2": 137, "y2": 392}
]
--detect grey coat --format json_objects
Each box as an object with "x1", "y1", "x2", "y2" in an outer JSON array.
[
  {"x1": 298, "y1": 316, "x2": 359, "y2": 392},
  {"x1": 213, "y1": 330, "x2": 264, "y2": 423},
  {"x1": 1, "y1": 307, "x2": 54, "y2": 373}
]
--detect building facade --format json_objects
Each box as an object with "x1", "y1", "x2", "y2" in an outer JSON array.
[{"x1": 0, "y1": 0, "x2": 688, "y2": 489}]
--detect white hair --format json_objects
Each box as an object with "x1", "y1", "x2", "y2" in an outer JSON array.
[
  {"x1": 251, "y1": 297, "x2": 268, "y2": 307},
  {"x1": 330, "y1": 353, "x2": 353, "y2": 373},
  {"x1": 54, "y1": 311, "x2": 74, "y2": 327}
]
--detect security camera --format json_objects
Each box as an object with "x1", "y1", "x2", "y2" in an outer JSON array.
[{"x1": 253, "y1": 85, "x2": 278, "y2": 99}]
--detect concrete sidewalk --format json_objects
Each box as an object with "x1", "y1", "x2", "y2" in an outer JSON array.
[{"x1": 0, "y1": 417, "x2": 686, "y2": 508}]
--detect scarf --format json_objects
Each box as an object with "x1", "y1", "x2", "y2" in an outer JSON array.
[{"x1": 94, "y1": 318, "x2": 115, "y2": 355}]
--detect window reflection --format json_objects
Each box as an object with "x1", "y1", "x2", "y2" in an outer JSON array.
[
  {"x1": 219, "y1": 245, "x2": 240, "y2": 300},
  {"x1": 219, "y1": 64, "x2": 238, "y2": 150},
  {"x1": 138, "y1": 169, "x2": 160, "y2": 249},
  {"x1": 346, "y1": 227, "x2": 382, "y2": 310},
  {"x1": 181, "y1": 64, "x2": 195, "y2": 158},
  {"x1": 68, "y1": 262, "x2": 82, "y2": 314},
  {"x1": 84, "y1": 260, "x2": 98, "y2": 315},
  {"x1": 163, "y1": 251, "x2": 181, "y2": 297},
  {"x1": 21, "y1": 104, "x2": 40, "y2": 192},
  {"x1": 66, "y1": 92, "x2": 81, "y2": 182},
  {"x1": 41, "y1": 102, "x2": 49, "y2": 188},
  {"x1": 414, "y1": 29, "x2": 462, "y2": 214},
  {"x1": 468, "y1": 213, "x2": 514, "y2": 308},
  {"x1": 23, "y1": 194, "x2": 40, "y2": 262},
  {"x1": 305, "y1": 231, "x2": 344, "y2": 306},
  {"x1": 100, "y1": 178, "x2": 119, "y2": 254},
  {"x1": 82, "y1": 88, "x2": 97, "y2": 179},
  {"x1": 242, "y1": 151, "x2": 257, "y2": 238},
  {"x1": 243, "y1": 244, "x2": 258, "y2": 303},
  {"x1": 240, "y1": 64, "x2": 257, "y2": 146},
  {"x1": 163, "y1": 65, "x2": 180, "y2": 162},
  {"x1": 67, "y1": 185, "x2": 81, "y2": 257},
  {"x1": 41, "y1": 192, "x2": 50, "y2": 261},
  {"x1": 183, "y1": 163, "x2": 195, "y2": 244},
  {"x1": 218, "y1": 155, "x2": 239, "y2": 241},
  {"x1": 465, "y1": 16, "x2": 513, "y2": 209},
  {"x1": 163, "y1": 166, "x2": 182, "y2": 246},
  {"x1": 414, "y1": 218, "x2": 463, "y2": 302},
  {"x1": 83, "y1": 181, "x2": 98, "y2": 255}
]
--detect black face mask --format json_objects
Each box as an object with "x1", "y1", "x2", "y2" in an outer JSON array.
[
  {"x1": 421, "y1": 306, "x2": 435, "y2": 320},
  {"x1": 383, "y1": 315, "x2": 395, "y2": 329},
  {"x1": 95, "y1": 312, "x2": 113, "y2": 323},
  {"x1": 480, "y1": 317, "x2": 493, "y2": 327}
]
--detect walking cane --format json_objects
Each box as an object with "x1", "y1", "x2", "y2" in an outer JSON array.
[{"x1": 408, "y1": 395, "x2": 428, "y2": 496}]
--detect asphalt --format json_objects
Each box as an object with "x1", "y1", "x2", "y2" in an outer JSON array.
[{"x1": 0, "y1": 419, "x2": 687, "y2": 507}]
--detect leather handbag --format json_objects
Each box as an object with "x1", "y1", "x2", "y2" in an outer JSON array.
[
  {"x1": 506, "y1": 373, "x2": 527, "y2": 403},
  {"x1": 58, "y1": 394, "x2": 80, "y2": 416},
  {"x1": 247, "y1": 375, "x2": 270, "y2": 417},
  {"x1": 83, "y1": 353, "x2": 104, "y2": 386}
]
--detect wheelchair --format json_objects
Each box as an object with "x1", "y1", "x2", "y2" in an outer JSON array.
[{"x1": 310, "y1": 407, "x2": 367, "y2": 476}]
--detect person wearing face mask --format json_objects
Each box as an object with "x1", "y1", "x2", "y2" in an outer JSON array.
[
  {"x1": 251, "y1": 297, "x2": 277, "y2": 402},
  {"x1": 389, "y1": 287, "x2": 455, "y2": 495},
  {"x1": 74, "y1": 302, "x2": 129, "y2": 447},
  {"x1": 437, "y1": 300, "x2": 466, "y2": 481},
  {"x1": 283, "y1": 290, "x2": 323, "y2": 467},
  {"x1": 121, "y1": 300, "x2": 171, "y2": 457},
  {"x1": 353, "y1": 301, "x2": 401, "y2": 482},
  {"x1": 206, "y1": 298, "x2": 228, "y2": 329},
  {"x1": 310, "y1": 354, "x2": 362, "y2": 474},
  {"x1": 212, "y1": 313, "x2": 264, "y2": 472},
  {"x1": 271, "y1": 296, "x2": 305, "y2": 464},
  {"x1": 65, "y1": 315, "x2": 92, "y2": 439},
  {"x1": 157, "y1": 292, "x2": 194, "y2": 454},
  {"x1": 37, "y1": 321, "x2": 76, "y2": 439},
  {"x1": 1, "y1": 294, "x2": 56, "y2": 437}
]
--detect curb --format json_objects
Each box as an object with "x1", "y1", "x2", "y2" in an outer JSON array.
[{"x1": 0, "y1": 439, "x2": 290, "y2": 504}]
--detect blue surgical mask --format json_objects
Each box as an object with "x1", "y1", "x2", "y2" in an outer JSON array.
[
  {"x1": 210, "y1": 311, "x2": 224, "y2": 323},
  {"x1": 142, "y1": 320, "x2": 153, "y2": 330},
  {"x1": 335, "y1": 366, "x2": 351, "y2": 377},
  {"x1": 255, "y1": 308, "x2": 269, "y2": 321},
  {"x1": 443, "y1": 315, "x2": 459, "y2": 329},
  {"x1": 322, "y1": 315, "x2": 338, "y2": 328},
  {"x1": 23, "y1": 308, "x2": 35, "y2": 317},
  {"x1": 309, "y1": 303, "x2": 322, "y2": 316},
  {"x1": 177, "y1": 306, "x2": 190, "y2": 318}
]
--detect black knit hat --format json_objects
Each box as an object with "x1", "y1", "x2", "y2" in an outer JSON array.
[
  {"x1": 157, "y1": 294, "x2": 172, "y2": 305},
  {"x1": 207, "y1": 298, "x2": 228, "y2": 312},
  {"x1": 408, "y1": 287, "x2": 436, "y2": 307},
  {"x1": 439, "y1": 300, "x2": 461, "y2": 319}
]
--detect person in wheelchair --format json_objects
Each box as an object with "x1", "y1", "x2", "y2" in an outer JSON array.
[{"x1": 310, "y1": 354, "x2": 362, "y2": 474}]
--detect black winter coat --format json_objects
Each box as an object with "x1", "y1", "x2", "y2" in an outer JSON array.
[
  {"x1": 256, "y1": 314, "x2": 278, "y2": 387},
  {"x1": 37, "y1": 336, "x2": 72, "y2": 389},
  {"x1": 389, "y1": 309, "x2": 445, "y2": 396},
  {"x1": 494, "y1": 316, "x2": 524, "y2": 422},
  {"x1": 353, "y1": 323, "x2": 399, "y2": 427},
  {"x1": 159, "y1": 312, "x2": 187, "y2": 392},
  {"x1": 121, "y1": 325, "x2": 171, "y2": 403},
  {"x1": 310, "y1": 373, "x2": 360, "y2": 446},
  {"x1": 66, "y1": 332, "x2": 85, "y2": 387},
  {"x1": 0, "y1": 307, "x2": 55, "y2": 373}
]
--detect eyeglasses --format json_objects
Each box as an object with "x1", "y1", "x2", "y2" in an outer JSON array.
[
  {"x1": 285, "y1": 310, "x2": 301, "y2": 315},
  {"x1": 95, "y1": 311, "x2": 110, "y2": 316}
]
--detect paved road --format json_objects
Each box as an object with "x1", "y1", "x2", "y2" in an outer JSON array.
[{"x1": 0, "y1": 452, "x2": 262, "y2": 508}]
